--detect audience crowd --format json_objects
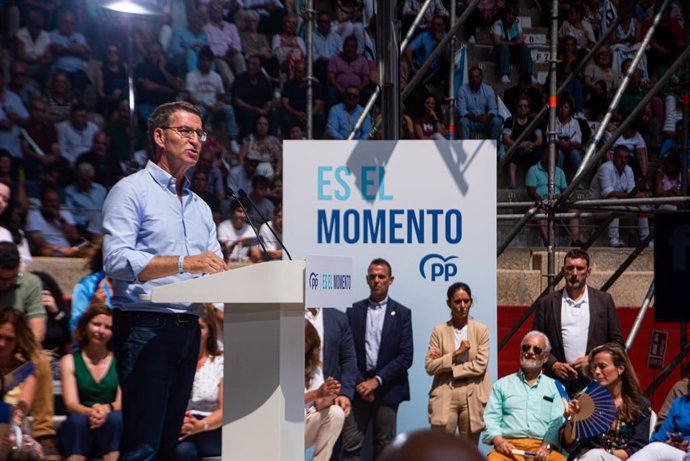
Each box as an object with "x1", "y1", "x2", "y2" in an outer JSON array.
[{"x1": 0, "y1": 0, "x2": 688, "y2": 459}]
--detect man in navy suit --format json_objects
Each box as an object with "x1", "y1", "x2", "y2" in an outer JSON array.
[
  {"x1": 532, "y1": 248, "x2": 624, "y2": 396},
  {"x1": 341, "y1": 258, "x2": 414, "y2": 461}
]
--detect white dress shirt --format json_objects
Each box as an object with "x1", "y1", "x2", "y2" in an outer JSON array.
[
  {"x1": 365, "y1": 297, "x2": 387, "y2": 372},
  {"x1": 561, "y1": 287, "x2": 590, "y2": 364}
]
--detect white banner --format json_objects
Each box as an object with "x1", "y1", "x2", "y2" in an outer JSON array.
[
  {"x1": 305, "y1": 255, "x2": 353, "y2": 308},
  {"x1": 284, "y1": 140, "x2": 497, "y2": 434}
]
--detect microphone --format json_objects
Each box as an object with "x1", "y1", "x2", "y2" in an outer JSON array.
[
  {"x1": 237, "y1": 189, "x2": 292, "y2": 261},
  {"x1": 227, "y1": 187, "x2": 268, "y2": 256}
]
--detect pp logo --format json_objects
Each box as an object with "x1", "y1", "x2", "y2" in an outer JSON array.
[
  {"x1": 309, "y1": 272, "x2": 319, "y2": 289},
  {"x1": 419, "y1": 254, "x2": 458, "y2": 282}
]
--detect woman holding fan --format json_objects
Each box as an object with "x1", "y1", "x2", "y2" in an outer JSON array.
[{"x1": 562, "y1": 343, "x2": 650, "y2": 460}]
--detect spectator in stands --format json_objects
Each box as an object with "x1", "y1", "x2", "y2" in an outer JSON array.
[
  {"x1": 660, "y1": 120, "x2": 689, "y2": 162},
  {"x1": 174, "y1": 305, "x2": 223, "y2": 460},
  {"x1": 0, "y1": 243, "x2": 60, "y2": 459},
  {"x1": 425, "y1": 282, "x2": 490, "y2": 444},
  {"x1": 304, "y1": 320, "x2": 346, "y2": 461},
  {"x1": 70, "y1": 239, "x2": 112, "y2": 338},
  {"x1": 168, "y1": 11, "x2": 208, "y2": 73},
  {"x1": 483, "y1": 331, "x2": 566, "y2": 460},
  {"x1": 533, "y1": 249, "x2": 625, "y2": 395},
  {"x1": 554, "y1": 97, "x2": 583, "y2": 180},
  {"x1": 75, "y1": 131, "x2": 123, "y2": 189},
  {"x1": 556, "y1": 36, "x2": 585, "y2": 116},
  {"x1": 629, "y1": 390, "x2": 690, "y2": 460},
  {"x1": 465, "y1": 0, "x2": 505, "y2": 44},
  {"x1": 503, "y1": 73, "x2": 544, "y2": 117},
  {"x1": 526, "y1": 149, "x2": 582, "y2": 246},
  {"x1": 57, "y1": 103, "x2": 100, "y2": 167},
  {"x1": 644, "y1": 4, "x2": 683, "y2": 81},
  {"x1": 611, "y1": 8, "x2": 641, "y2": 46},
  {"x1": 0, "y1": 150, "x2": 28, "y2": 213},
  {"x1": 380, "y1": 430, "x2": 485, "y2": 461},
  {"x1": 191, "y1": 169, "x2": 221, "y2": 217},
  {"x1": 611, "y1": 119, "x2": 649, "y2": 182},
  {"x1": 95, "y1": 43, "x2": 127, "y2": 119},
  {"x1": 249, "y1": 203, "x2": 283, "y2": 261},
  {"x1": 281, "y1": 60, "x2": 325, "y2": 136},
  {"x1": 31, "y1": 271, "x2": 69, "y2": 358},
  {"x1": 656, "y1": 377, "x2": 689, "y2": 429},
  {"x1": 402, "y1": 0, "x2": 449, "y2": 35},
  {"x1": 246, "y1": 174, "x2": 275, "y2": 224},
  {"x1": 558, "y1": 4, "x2": 595, "y2": 51},
  {"x1": 0, "y1": 179, "x2": 31, "y2": 270},
  {"x1": 185, "y1": 46, "x2": 239, "y2": 145},
  {"x1": 313, "y1": 11, "x2": 343, "y2": 94},
  {"x1": 0, "y1": 68, "x2": 30, "y2": 160},
  {"x1": 413, "y1": 94, "x2": 448, "y2": 140},
  {"x1": 205, "y1": 0, "x2": 246, "y2": 90},
  {"x1": 328, "y1": 35, "x2": 370, "y2": 109},
  {"x1": 134, "y1": 41, "x2": 183, "y2": 123},
  {"x1": 232, "y1": 54, "x2": 276, "y2": 140},
  {"x1": 583, "y1": 46, "x2": 615, "y2": 119},
  {"x1": 272, "y1": 14, "x2": 306, "y2": 81},
  {"x1": 404, "y1": 15, "x2": 448, "y2": 85},
  {"x1": 458, "y1": 67, "x2": 503, "y2": 143},
  {"x1": 491, "y1": 5, "x2": 533, "y2": 84},
  {"x1": 13, "y1": 10, "x2": 53, "y2": 83},
  {"x1": 65, "y1": 162, "x2": 108, "y2": 236},
  {"x1": 186, "y1": 146, "x2": 227, "y2": 204},
  {"x1": 59, "y1": 303, "x2": 122, "y2": 461},
  {"x1": 0, "y1": 307, "x2": 41, "y2": 454},
  {"x1": 44, "y1": 70, "x2": 79, "y2": 123},
  {"x1": 562, "y1": 343, "x2": 651, "y2": 459},
  {"x1": 217, "y1": 200, "x2": 258, "y2": 262},
  {"x1": 8, "y1": 60, "x2": 42, "y2": 105},
  {"x1": 618, "y1": 66, "x2": 660, "y2": 152},
  {"x1": 325, "y1": 85, "x2": 372, "y2": 140},
  {"x1": 26, "y1": 186, "x2": 81, "y2": 256},
  {"x1": 228, "y1": 150, "x2": 260, "y2": 195},
  {"x1": 243, "y1": 0, "x2": 286, "y2": 37},
  {"x1": 239, "y1": 10, "x2": 277, "y2": 78},
  {"x1": 239, "y1": 114, "x2": 282, "y2": 178},
  {"x1": 104, "y1": 100, "x2": 144, "y2": 167},
  {"x1": 503, "y1": 95, "x2": 543, "y2": 188},
  {"x1": 49, "y1": 9, "x2": 91, "y2": 91},
  {"x1": 655, "y1": 151, "x2": 686, "y2": 211}
]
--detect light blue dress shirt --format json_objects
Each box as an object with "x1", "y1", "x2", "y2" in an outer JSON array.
[
  {"x1": 103, "y1": 161, "x2": 223, "y2": 314},
  {"x1": 365, "y1": 297, "x2": 387, "y2": 372},
  {"x1": 313, "y1": 30, "x2": 343, "y2": 61},
  {"x1": 458, "y1": 82, "x2": 499, "y2": 118},
  {"x1": 482, "y1": 370, "x2": 565, "y2": 446},
  {"x1": 326, "y1": 103, "x2": 372, "y2": 140}
]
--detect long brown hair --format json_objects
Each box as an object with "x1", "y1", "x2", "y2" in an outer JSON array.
[
  {"x1": 200, "y1": 304, "x2": 222, "y2": 358},
  {"x1": 305, "y1": 320, "x2": 321, "y2": 388},
  {"x1": 585, "y1": 342, "x2": 644, "y2": 422},
  {"x1": 0, "y1": 306, "x2": 41, "y2": 363}
]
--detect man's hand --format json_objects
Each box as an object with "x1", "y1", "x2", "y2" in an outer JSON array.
[
  {"x1": 184, "y1": 252, "x2": 228, "y2": 274},
  {"x1": 335, "y1": 395, "x2": 351, "y2": 416},
  {"x1": 571, "y1": 356, "x2": 589, "y2": 373},
  {"x1": 42, "y1": 290, "x2": 59, "y2": 315},
  {"x1": 552, "y1": 361, "x2": 578, "y2": 381},
  {"x1": 494, "y1": 438, "x2": 516, "y2": 456},
  {"x1": 668, "y1": 439, "x2": 689, "y2": 451},
  {"x1": 356, "y1": 378, "x2": 379, "y2": 399},
  {"x1": 535, "y1": 444, "x2": 551, "y2": 461}
]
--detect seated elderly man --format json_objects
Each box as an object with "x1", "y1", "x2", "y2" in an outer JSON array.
[
  {"x1": 458, "y1": 66, "x2": 503, "y2": 143},
  {"x1": 483, "y1": 330, "x2": 566, "y2": 461}
]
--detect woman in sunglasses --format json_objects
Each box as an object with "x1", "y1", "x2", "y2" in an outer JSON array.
[
  {"x1": 562, "y1": 343, "x2": 651, "y2": 460},
  {"x1": 424, "y1": 282, "x2": 491, "y2": 445}
]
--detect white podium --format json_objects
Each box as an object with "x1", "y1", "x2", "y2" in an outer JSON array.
[{"x1": 149, "y1": 261, "x2": 307, "y2": 460}]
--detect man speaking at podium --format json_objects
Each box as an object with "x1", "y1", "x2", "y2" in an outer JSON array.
[{"x1": 102, "y1": 101, "x2": 227, "y2": 461}]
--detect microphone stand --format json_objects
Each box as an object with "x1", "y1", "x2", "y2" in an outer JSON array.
[
  {"x1": 228, "y1": 188, "x2": 268, "y2": 256},
  {"x1": 238, "y1": 189, "x2": 292, "y2": 260}
]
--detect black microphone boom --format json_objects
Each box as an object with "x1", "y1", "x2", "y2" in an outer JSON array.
[
  {"x1": 237, "y1": 189, "x2": 292, "y2": 261},
  {"x1": 227, "y1": 188, "x2": 268, "y2": 256}
]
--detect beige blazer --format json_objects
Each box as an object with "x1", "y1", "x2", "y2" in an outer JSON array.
[{"x1": 425, "y1": 319, "x2": 491, "y2": 434}]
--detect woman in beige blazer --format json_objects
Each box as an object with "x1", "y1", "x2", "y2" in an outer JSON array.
[{"x1": 425, "y1": 282, "x2": 491, "y2": 445}]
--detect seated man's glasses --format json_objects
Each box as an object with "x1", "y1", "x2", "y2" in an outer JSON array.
[{"x1": 521, "y1": 344, "x2": 543, "y2": 355}]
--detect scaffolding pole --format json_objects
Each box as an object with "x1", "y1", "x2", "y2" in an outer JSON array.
[
  {"x1": 377, "y1": 0, "x2": 399, "y2": 140},
  {"x1": 305, "y1": 0, "x2": 314, "y2": 139},
  {"x1": 545, "y1": 0, "x2": 559, "y2": 288},
  {"x1": 625, "y1": 282, "x2": 655, "y2": 351},
  {"x1": 447, "y1": 0, "x2": 457, "y2": 139}
]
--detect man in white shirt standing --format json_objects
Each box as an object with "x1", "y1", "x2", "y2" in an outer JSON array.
[
  {"x1": 57, "y1": 103, "x2": 100, "y2": 167},
  {"x1": 532, "y1": 249, "x2": 624, "y2": 396},
  {"x1": 588, "y1": 144, "x2": 650, "y2": 247}
]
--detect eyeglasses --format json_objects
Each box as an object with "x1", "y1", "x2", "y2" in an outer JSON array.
[
  {"x1": 345, "y1": 93, "x2": 360, "y2": 99},
  {"x1": 161, "y1": 126, "x2": 208, "y2": 142},
  {"x1": 521, "y1": 344, "x2": 543, "y2": 355}
]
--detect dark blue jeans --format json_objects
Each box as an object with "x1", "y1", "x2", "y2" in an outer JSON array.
[
  {"x1": 58, "y1": 410, "x2": 123, "y2": 457},
  {"x1": 112, "y1": 310, "x2": 200, "y2": 461}
]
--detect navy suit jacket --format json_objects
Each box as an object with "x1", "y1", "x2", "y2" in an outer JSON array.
[
  {"x1": 347, "y1": 297, "x2": 414, "y2": 406},
  {"x1": 532, "y1": 286, "x2": 624, "y2": 378},
  {"x1": 321, "y1": 308, "x2": 357, "y2": 400}
]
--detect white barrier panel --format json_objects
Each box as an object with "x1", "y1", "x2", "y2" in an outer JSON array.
[{"x1": 283, "y1": 140, "x2": 497, "y2": 434}]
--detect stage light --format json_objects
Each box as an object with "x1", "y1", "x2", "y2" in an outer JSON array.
[{"x1": 101, "y1": 0, "x2": 161, "y2": 16}]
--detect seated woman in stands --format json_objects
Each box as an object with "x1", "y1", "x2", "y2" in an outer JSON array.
[
  {"x1": 174, "y1": 305, "x2": 223, "y2": 461},
  {"x1": 562, "y1": 343, "x2": 650, "y2": 460},
  {"x1": 58, "y1": 303, "x2": 122, "y2": 461},
  {"x1": 413, "y1": 95, "x2": 448, "y2": 140}
]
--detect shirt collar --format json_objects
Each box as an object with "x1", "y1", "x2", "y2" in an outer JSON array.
[
  {"x1": 368, "y1": 297, "x2": 388, "y2": 309},
  {"x1": 517, "y1": 368, "x2": 543, "y2": 384},
  {"x1": 562, "y1": 285, "x2": 589, "y2": 307},
  {"x1": 146, "y1": 161, "x2": 191, "y2": 195}
]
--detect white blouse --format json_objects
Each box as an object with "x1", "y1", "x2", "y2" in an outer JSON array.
[{"x1": 189, "y1": 354, "x2": 224, "y2": 416}]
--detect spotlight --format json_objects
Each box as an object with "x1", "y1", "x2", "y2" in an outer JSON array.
[{"x1": 100, "y1": 0, "x2": 161, "y2": 16}]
